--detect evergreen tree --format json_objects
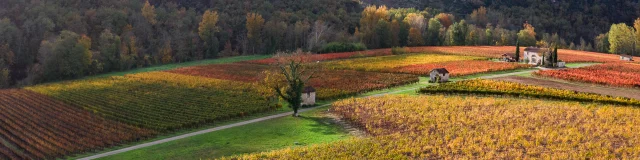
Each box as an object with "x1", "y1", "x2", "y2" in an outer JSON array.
[
  {"x1": 553, "y1": 45, "x2": 558, "y2": 66},
  {"x1": 515, "y1": 40, "x2": 520, "y2": 62}
]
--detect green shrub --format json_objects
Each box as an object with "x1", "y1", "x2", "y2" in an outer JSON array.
[
  {"x1": 319, "y1": 42, "x2": 367, "y2": 53},
  {"x1": 391, "y1": 47, "x2": 408, "y2": 55}
]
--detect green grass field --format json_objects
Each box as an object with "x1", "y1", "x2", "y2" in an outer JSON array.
[{"x1": 96, "y1": 106, "x2": 350, "y2": 160}]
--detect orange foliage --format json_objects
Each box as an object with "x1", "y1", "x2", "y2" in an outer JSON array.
[
  {"x1": 244, "y1": 49, "x2": 392, "y2": 65},
  {"x1": 535, "y1": 63, "x2": 640, "y2": 88},
  {"x1": 391, "y1": 60, "x2": 532, "y2": 76},
  {"x1": 167, "y1": 63, "x2": 418, "y2": 100}
]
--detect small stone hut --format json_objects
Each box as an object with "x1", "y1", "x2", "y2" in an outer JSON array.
[
  {"x1": 301, "y1": 86, "x2": 316, "y2": 106},
  {"x1": 621, "y1": 54, "x2": 634, "y2": 61},
  {"x1": 429, "y1": 68, "x2": 450, "y2": 83}
]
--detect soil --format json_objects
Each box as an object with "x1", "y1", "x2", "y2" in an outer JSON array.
[
  {"x1": 493, "y1": 76, "x2": 640, "y2": 100},
  {"x1": 323, "y1": 110, "x2": 368, "y2": 138}
]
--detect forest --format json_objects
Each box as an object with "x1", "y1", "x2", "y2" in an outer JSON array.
[{"x1": 0, "y1": 0, "x2": 638, "y2": 88}]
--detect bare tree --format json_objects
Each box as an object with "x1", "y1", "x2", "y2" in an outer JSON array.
[
  {"x1": 307, "y1": 20, "x2": 332, "y2": 51},
  {"x1": 262, "y1": 49, "x2": 318, "y2": 117}
]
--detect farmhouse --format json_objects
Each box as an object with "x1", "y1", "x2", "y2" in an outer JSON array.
[
  {"x1": 501, "y1": 53, "x2": 517, "y2": 62},
  {"x1": 301, "y1": 86, "x2": 316, "y2": 106},
  {"x1": 621, "y1": 54, "x2": 634, "y2": 61},
  {"x1": 429, "y1": 68, "x2": 450, "y2": 83},
  {"x1": 523, "y1": 47, "x2": 546, "y2": 65}
]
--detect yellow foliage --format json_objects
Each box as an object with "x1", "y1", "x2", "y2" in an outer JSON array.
[
  {"x1": 420, "y1": 79, "x2": 640, "y2": 106},
  {"x1": 141, "y1": 1, "x2": 157, "y2": 25},
  {"x1": 246, "y1": 13, "x2": 265, "y2": 40},
  {"x1": 323, "y1": 53, "x2": 485, "y2": 72},
  {"x1": 225, "y1": 95, "x2": 640, "y2": 159},
  {"x1": 198, "y1": 10, "x2": 219, "y2": 39},
  {"x1": 160, "y1": 41, "x2": 173, "y2": 64}
]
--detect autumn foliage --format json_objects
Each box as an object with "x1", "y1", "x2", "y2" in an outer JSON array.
[
  {"x1": 225, "y1": 95, "x2": 640, "y2": 159},
  {"x1": 26, "y1": 72, "x2": 275, "y2": 131},
  {"x1": 419, "y1": 79, "x2": 640, "y2": 105},
  {"x1": 0, "y1": 89, "x2": 154, "y2": 159},
  {"x1": 391, "y1": 60, "x2": 532, "y2": 76},
  {"x1": 535, "y1": 63, "x2": 640, "y2": 88},
  {"x1": 323, "y1": 53, "x2": 485, "y2": 72},
  {"x1": 244, "y1": 49, "x2": 392, "y2": 65},
  {"x1": 168, "y1": 63, "x2": 418, "y2": 100}
]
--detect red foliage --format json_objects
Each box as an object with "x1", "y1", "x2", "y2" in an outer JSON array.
[
  {"x1": 167, "y1": 63, "x2": 418, "y2": 100},
  {"x1": 243, "y1": 49, "x2": 392, "y2": 65},
  {"x1": 167, "y1": 63, "x2": 265, "y2": 82},
  {"x1": 535, "y1": 63, "x2": 640, "y2": 88},
  {"x1": 0, "y1": 89, "x2": 155, "y2": 159}
]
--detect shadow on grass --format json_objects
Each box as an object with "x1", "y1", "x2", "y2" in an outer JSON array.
[{"x1": 298, "y1": 116, "x2": 343, "y2": 136}]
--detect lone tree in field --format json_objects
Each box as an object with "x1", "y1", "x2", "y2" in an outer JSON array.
[
  {"x1": 515, "y1": 40, "x2": 520, "y2": 62},
  {"x1": 263, "y1": 50, "x2": 317, "y2": 117}
]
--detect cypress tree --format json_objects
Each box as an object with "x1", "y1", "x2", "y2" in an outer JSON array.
[
  {"x1": 554, "y1": 45, "x2": 558, "y2": 66},
  {"x1": 515, "y1": 40, "x2": 520, "y2": 62}
]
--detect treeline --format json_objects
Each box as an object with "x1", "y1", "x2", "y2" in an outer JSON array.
[
  {"x1": 0, "y1": 0, "x2": 620, "y2": 88},
  {"x1": 362, "y1": 0, "x2": 640, "y2": 45},
  {"x1": 355, "y1": 6, "x2": 534, "y2": 49},
  {"x1": 0, "y1": 0, "x2": 362, "y2": 87},
  {"x1": 596, "y1": 18, "x2": 640, "y2": 56}
]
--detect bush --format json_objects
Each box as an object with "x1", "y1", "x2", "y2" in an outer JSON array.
[
  {"x1": 319, "y1": 42, "x2": 367, "y2": 53},
  {"x1": 391, "y1": 47, "x2": 408, "y2": 55}
]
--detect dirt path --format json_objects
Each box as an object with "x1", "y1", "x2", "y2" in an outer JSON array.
[{"x1": 493, "y1": 76, "x2": 640, "y2": 100}]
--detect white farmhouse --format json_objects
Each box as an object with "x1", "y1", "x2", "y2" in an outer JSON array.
[
  {"x1": 523, "y1": 47, "x2": 546, "y2": 65},
  {"x1": 301, "y1": 86, "x2": 316, "y2": 106},
  {"x1": 429, "y1": 68, "x2": 450, "y2": 83},
  {"x1": 621, "y1": 54, "x2": 634, "y2": 61}
]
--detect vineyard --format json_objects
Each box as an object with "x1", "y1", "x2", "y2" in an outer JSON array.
[
  {"x1": 322, "y1": 54, "x2": 486, "y2": 72},
  {"x1": 409, "y1": 46, "x2": 640, "y2": 63},
  {"x1": 25, "y1": 72, "x2": 275, "y2": 131},
  {"x1": 167, "y1": 63, "x2": 419, "y2": 100},
  {"x1": 225, "y1": 95, "x2": 640, "y2": 159},
  {"x1": 167, "y1": 63, "x2": 266, "y2": 82},
  {"x1": 0, "y1": 89, "x2": 154, "y2": 159},
  {"x1": 244, "y1": 49, "x2": 392, "y2": 65},
  {"x1": 5, "y1": 46, "x2": 637, "y2": 159},
  {"x1": 535, "y1": 63, "x2": 640, "y2": 88},
  {"x1": 390, "y1": 60, "x2": 532, "y2": 76},
  {"x1": 418, "y1": 79, "x2": 640, "y2": 106}
]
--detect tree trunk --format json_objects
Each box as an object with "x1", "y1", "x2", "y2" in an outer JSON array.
[{"x1": 293, "y1": 107, "x2": 299, "y2": 117}]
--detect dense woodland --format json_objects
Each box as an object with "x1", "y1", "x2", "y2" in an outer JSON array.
[
  {"x1": 0, "y1": 0, "x2": 638, "y2": 88},
  {"x1": 363, "y1": 0, "x2": 640, "y2": 43}
]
